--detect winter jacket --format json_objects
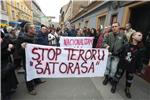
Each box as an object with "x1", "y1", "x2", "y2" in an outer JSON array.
[
  {"x1": 34, "y1": 31, "x2": 49, "y2": 45},
  {"x1": 17, "y1": 33, "x2": 36, "y2": 69},
  {"x1": 117, "y1": 43, "x2": 145, "y2": 73},
  {"x1": 96, "y1": 34, "x2": 104, "y2": 48},
  {"x1": 48, "y1": 32, "x2": 58, "y2": 46},
  {"x1": 68, "y1": 29, "x2": 77, "y2": 37},
  {"x1": 8, "y1": 34, "x2": 21, "y2": 59},
  {"x1": 102, "y1": 32, "x2": 127, "y2": 55},
  {"x1": 1, "y1": 37, "x2": 18, "y2": 95}
]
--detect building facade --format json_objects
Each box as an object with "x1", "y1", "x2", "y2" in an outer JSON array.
[
  {"x1": 60, "y1": 0, "x2": 91, "y2": 28},
  {"x1": 0, "y1": 0, "x2": 9, "y2": 27},
  {"x1": 32, "y1": 0, "x2": 42, "y2": 27},
  {"x1": 70, "y1": 1, "x2": 150, "y2": 36},
  {"x1": 70, "y1": 1, "x2": 150, "y2": 82},
  {"x1": 6, "y1": 0, "x2": 33, "y2": 22},
  {"x1": 59, "y1": 4, "x2": 68, "y2": 28}
]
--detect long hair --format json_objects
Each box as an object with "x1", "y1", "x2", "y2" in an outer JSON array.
[
  {"x1": 91, "y1": 28, "x2": 97, "y2": 36},
  {"x1": 129, "y1": 32, "x2": 144, "y2": 48}
]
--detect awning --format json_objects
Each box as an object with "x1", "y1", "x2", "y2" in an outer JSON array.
[
  {"x1": 0, "y1": 23, "x2": 9, "y2": 27},
  {"x1": 9, "y1": 21, "x2": 21, "y2": 25}
]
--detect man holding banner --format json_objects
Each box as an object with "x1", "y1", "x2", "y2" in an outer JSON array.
[
  {"x1": 24, "y1": 31, "x2": 109, "y2": 81},
  {"x1": 18, "y1": 23, "x2": 45, "y2": 95},
  {"x1": 22, "y1": 30, "x2": 109, "y2": 95},
  {"x1": 102, "y1": 22, "x2": 127, "y2": 86},
  {"x1": 25, "y1": 43, "x2": 109, "y2": 81}
]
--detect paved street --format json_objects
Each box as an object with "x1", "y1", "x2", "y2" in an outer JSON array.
[{"x1": 11, "y1": 73, "x2": 150, "y2": 100}]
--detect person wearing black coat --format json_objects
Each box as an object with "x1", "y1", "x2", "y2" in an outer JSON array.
[
  {"x1": 35, "y1": 26, "x2": 49, "y2": 45},
  {"x1": 17, "y1": 23, "x2": 45, "y2": 95},
  {"x1": 90, "y1": 28, "x2": 98, "y2": 48},
  {"x1": 67, "y1": 25, "x2": 77, "y2": 37},
  {"x1": 110, "y1": 32, "x2": 145, "y2": 98},
  {"x1": 7, "y1": 27, "x2": 22, "y2": 70},
  {"x1": 1, "y1": 32, "x2": 18, "y2": 100}
]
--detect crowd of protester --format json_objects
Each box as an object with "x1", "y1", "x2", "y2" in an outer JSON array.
[{"x1": 1, "y1": 21, "x2": 150, "y2": 100}]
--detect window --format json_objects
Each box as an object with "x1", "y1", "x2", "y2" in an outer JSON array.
[
  {"x1": 1, "y1": 1, "x2": 5, "y2": 10},
  {"x1": 98, "y1": 15, "x2": 106, "y2": 30},
  {"x1": 79, "y1": 23, "x2": 81, "y2": 28},
  {"x1": 24, "y1": 7, "x2": 26, "y2": 11},
  {"x1": 12, "y1": 10, "x2": 15, "y2": 20},
  {"x1": 25, "y1": 8, "x2": 27, "y2": 13},
  {"x1": 21, "y1": 5, "x2": 23, "y2": 10},
  {"x1": 111, "y1": 14, "x2": 118, "y2": 25},
  {"x1": 85, "y1": 20, "x2": 89, "y2": 27},
  {"x1": 17, "y1": 2, "x2": 19, "y2": 8},
  {"x1": 11, "y1": 0, "x2": 14, "y2": 6},
  {"x1": 16, "y1": 14, "x2": 18, "y2": 19}
]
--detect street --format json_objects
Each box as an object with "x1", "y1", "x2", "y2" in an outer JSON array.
[{"x1": 11, "y1": 73, "x2": 150, "y2": 100}]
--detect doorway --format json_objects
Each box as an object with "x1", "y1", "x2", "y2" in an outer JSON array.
[
  {"x1": 129, "y1": 2, "x2": 150, "y2": 41},
  {"x1": 129, "y1": 2, "x2": 150, "y2": 83}
]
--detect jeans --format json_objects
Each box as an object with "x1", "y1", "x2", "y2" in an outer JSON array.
[{"x1": 105, "y1": 55, "x2": 120, "y2": 78}]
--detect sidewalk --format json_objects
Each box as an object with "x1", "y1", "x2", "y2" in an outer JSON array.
[
  {"x1": 12, "y1": 73, "x2": 150, "y2": 100},
  {"x1": 91, "y1": 75, "x2": 150, "y2": 100}
]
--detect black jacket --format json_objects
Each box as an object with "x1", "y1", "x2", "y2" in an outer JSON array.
[
  {"x1": 34, "y1": 31, "x2": 49, "y2": 45},
  {"x1": 17, "y1": 33, "x2": 35, "y2": 54},
  {"x1": 1, "y1": 37, "x2": 18, "y2": 95},
  {"x1": 17, "y1": 33, "x2": 35, "y2": 69},
  {"x1": 117, "y1": 43, "x2": 145, "y2": 73}
]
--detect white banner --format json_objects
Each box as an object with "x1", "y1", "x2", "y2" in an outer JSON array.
[
  {"x1": 59, "y1": 36, "x2": 94, "y2": 48},
  {"x1": 25, "y1": 44, "x2": 108, "y2": 81}
]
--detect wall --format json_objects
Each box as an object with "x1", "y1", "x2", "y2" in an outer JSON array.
[
  {"x1": 72, "y1": 2, "x2": 110, "y2": 29},
  {"x1": 71, "y1": 1, "x2": 126, "y2": 29}
]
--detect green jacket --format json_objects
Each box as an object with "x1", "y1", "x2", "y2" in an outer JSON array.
[{"x1": 103, "y1": 32, "x2": 127, "y2": 55}]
